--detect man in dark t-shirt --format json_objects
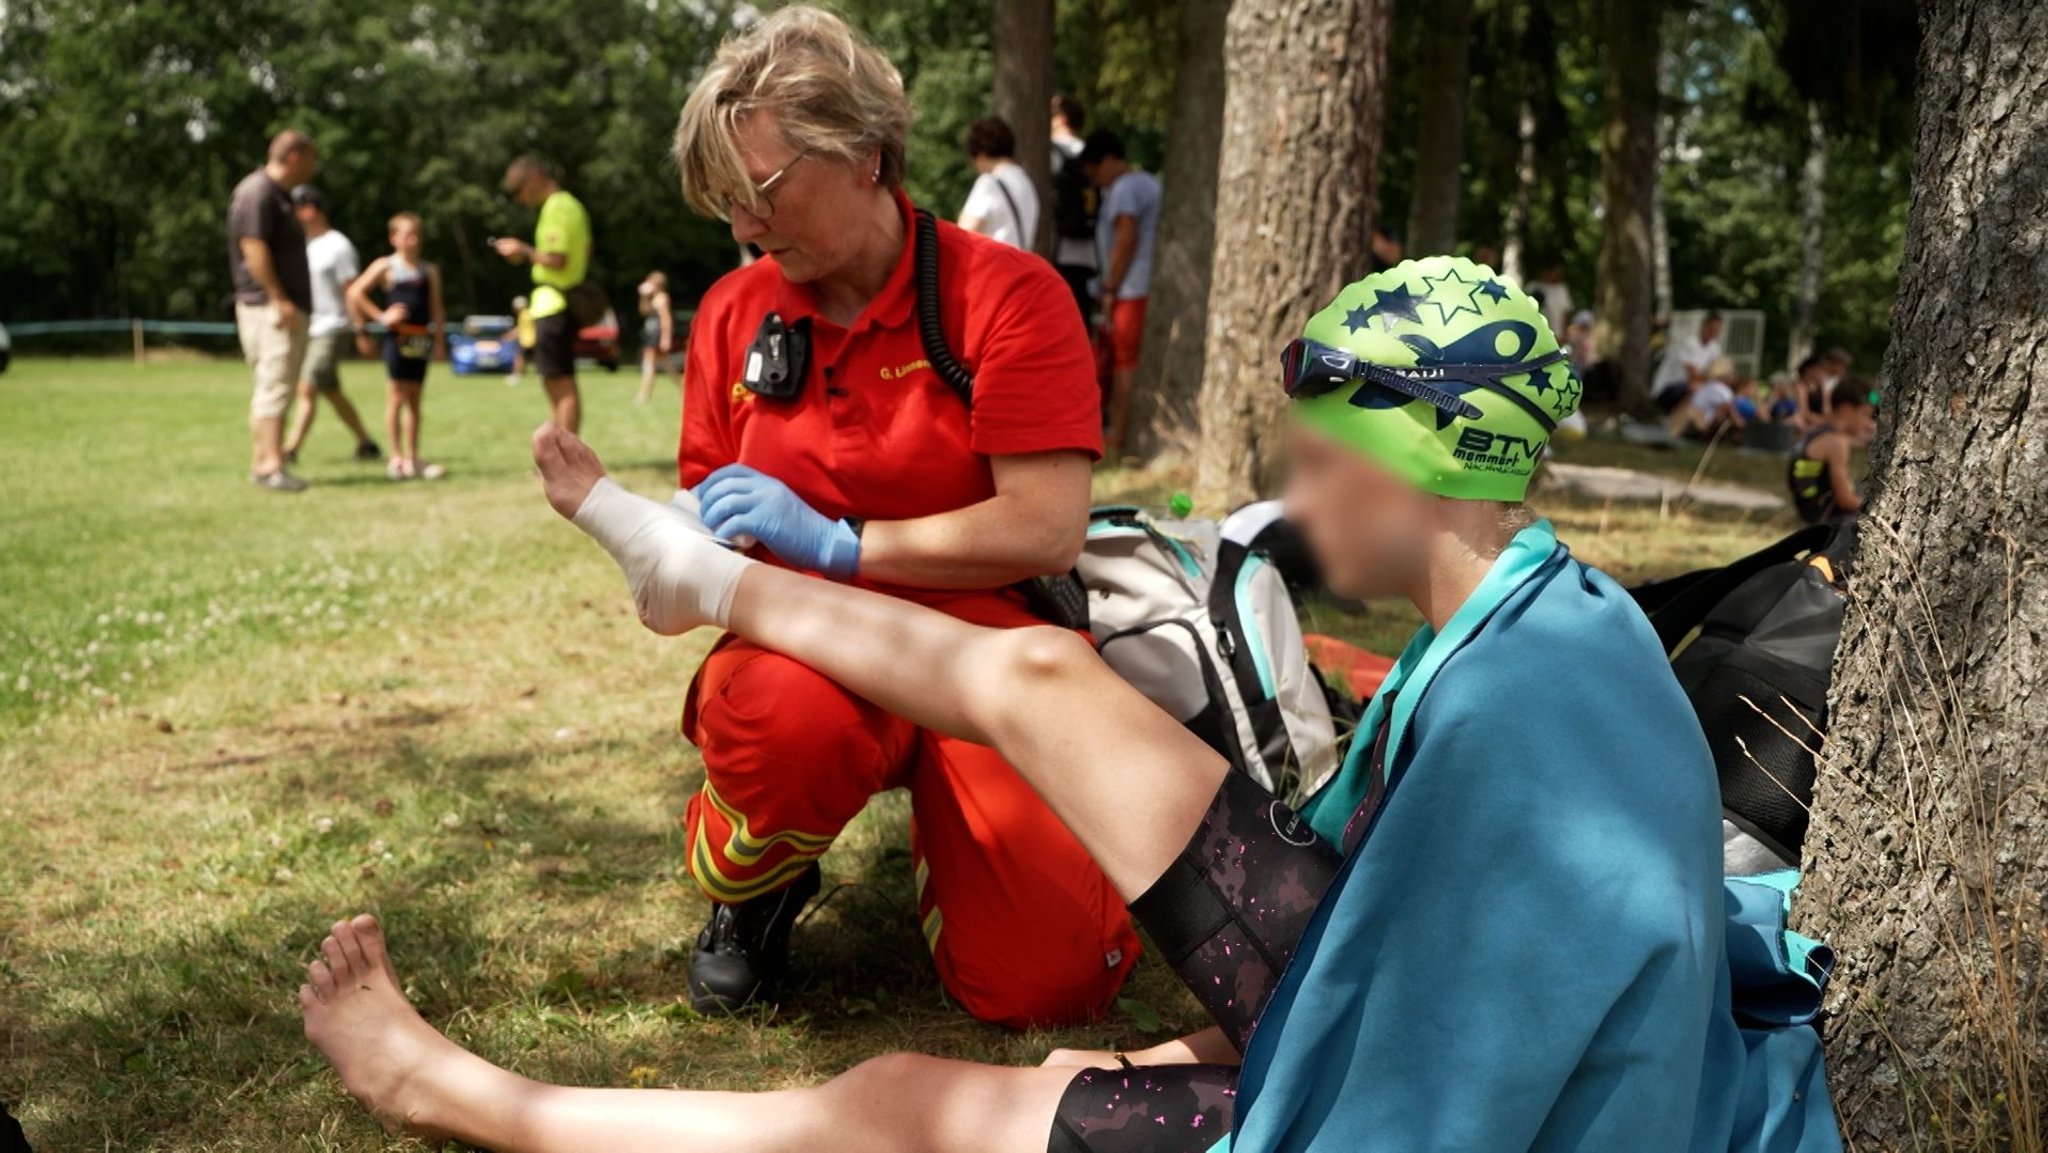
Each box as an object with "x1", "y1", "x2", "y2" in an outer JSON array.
[{"x1": 227, "y1": 129, "x2": 319, "y2": 491}]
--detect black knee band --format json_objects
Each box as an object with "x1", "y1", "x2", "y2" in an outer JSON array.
[
  {"x1": 1047, "y1": 1064, "x2": 1240, "y2": 1153},
  {"x1": 1129, "y1": 771, "x2": 1339, "y2": 1050}
]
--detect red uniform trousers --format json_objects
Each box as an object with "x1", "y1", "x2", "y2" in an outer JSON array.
[{"x1": 681, "y1": 634, "x2": 1141, "y2": 1029}]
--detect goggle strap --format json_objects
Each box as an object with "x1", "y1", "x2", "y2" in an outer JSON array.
[
  {"x1": 1467, "y1": 349, "x2": 1570, "y2": 433},
  {"x1": 1356, "y1": 362, "x2": 1485, "y2": 421}
]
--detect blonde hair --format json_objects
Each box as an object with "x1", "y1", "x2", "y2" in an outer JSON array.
[
  {"x1": 672, "y1": 5, "x2": 911, "y2": 218},
  {"x1": 387, "y1": 211, "x2": 422, "y2": 234}
]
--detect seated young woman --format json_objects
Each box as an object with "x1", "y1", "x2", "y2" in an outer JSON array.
[{"x1": 297, "y1": 258, "x2": 1837, "y2": 1153}]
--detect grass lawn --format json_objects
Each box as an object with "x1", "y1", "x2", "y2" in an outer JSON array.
[{"x1": 0, "y1": 357, "x2": 1804, "y2": 1149}]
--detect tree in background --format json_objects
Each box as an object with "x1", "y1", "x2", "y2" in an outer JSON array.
[
  {"x1": 1759, "y1": 0, "x2": 1918, "y2": 369},
  {"x1": 1801, "y1": 1, "x2": 2048, "y2": 1145},
  {"x1": 1194, "y1": 0, "x2": 1391, "y2": 505},
  {"x1": 1403, "y1": 0, "x2": 1474, "y2": 257},
  {"x1": 0, "y1": 0, "x2": 745, "y2": 324},
  {"x1": 1127, "y1": 0, "x2": 1230, "y2": 457},
  {"x1": 992, "y1": 0, "x2": 1057, "y2": 255},
  {"x1": 1593, "y1": 0, "x2": 1661, "y2": 411}
]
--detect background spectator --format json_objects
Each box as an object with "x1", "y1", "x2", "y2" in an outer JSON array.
[
  {"x1": 1789, "y1": 383, "x2": 1876, "y2": 523},
  {"x1": 282, "y1": 185, "x2": 381, "y2": 465},
  {"x1": 494, "y1": 156, "x2": 591, "y2": 434},
  {"x1": 1525, "y1": 259, "x2": 1574, "y2": 343},
  {"x1": 227, "y1": 129, "x2": 320, "y2": 492},
  {"x1": 1048, "y1": 95, "x2": 1097, "y2": 320},
  {"x1": 1651, "y1": 310, "x2": 1725, "y2": 412},
  {"x1": 957, "y1": 117, "x2": 1038, "y2": 249},
  {"x1": 636, "y1": 271, "x2": 677, "y2": 404},
  {"x1": 1079, "y1": 128, "x2": 1161, "y2": 455}
]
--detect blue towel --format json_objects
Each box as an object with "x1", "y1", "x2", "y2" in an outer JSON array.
[{"x1": 1217, "y1": 522, "x2": 1839, "y2": 1153}]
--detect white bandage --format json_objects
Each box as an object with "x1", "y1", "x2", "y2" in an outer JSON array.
[
  {"x1": 572, "y1": 478, "x2": 751, "y2": 634},
  {"x1": 670, "y1": 485, "x2": 755, "y2": 550}
]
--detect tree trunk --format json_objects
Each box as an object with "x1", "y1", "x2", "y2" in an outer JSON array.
[
  {"x1": 1193, "y1": 0, "x2": 1391, "y2": 508},
  {"x1": 1651, "y1": 45, "x2": 1676, "y2": 319},
  {"x1": 1592, "y1": 0, "x2": 1661, "y2": 413},
  {"x1": 1404, "y1": 0, "x2": 1473, "y2": 257},
  {"x1": 1129, "y1": 0, "x2": 1231, "y2": 459},
  {"x1": 1786, "y1": 99, "x2": 1828, "y2": 371},
  {"x1": 1799, "y1": 1, "x2": 2048, "y2": 1147},
  {"x1": 992, "y1": 0, "x2": 1055, "y2": 256},
  {"x1": 1501, "y1": 93, "x2": 1537, "y2": 283}
]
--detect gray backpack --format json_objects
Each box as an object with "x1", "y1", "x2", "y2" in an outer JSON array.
[{"x1": 1075, "y1": 506, "x2": 1344, "y2": 806}]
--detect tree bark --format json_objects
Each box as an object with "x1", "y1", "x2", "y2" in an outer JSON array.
[
  {"x1": 1193, "y1": 0, "x2": 1391, "y2": 508},
  {"x1": 1129, "y1": 0, "x2": 1231, "y2": 459},
  {"x1": 1404, "y1": 0, "x2": 1473, "y2": 257},
  {"x1": 1800, "y1": 1, "x2": 2048, "y2": 1147},
  {"x1": 1592, "y1": 0, "x2": 1661, "y2": 412},
  {"x1": 1787, "y1": 99, "x2": 1828, "y2": 371},
  {"x1": 992, "y1": 0, "x2": 1055, "y2": 256}
]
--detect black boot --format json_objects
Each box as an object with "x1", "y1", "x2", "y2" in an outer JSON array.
[{"x1": 687, "y1": 863, "x2": 822, "y2": 1013}]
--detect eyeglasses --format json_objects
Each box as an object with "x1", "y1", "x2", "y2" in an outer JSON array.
[
  {"x1": 1279, "y1": 337, "x2": 1571, "y2": 432},
  {"x1": 725, "y1": 151, "x2": 811, "y2": 222}
]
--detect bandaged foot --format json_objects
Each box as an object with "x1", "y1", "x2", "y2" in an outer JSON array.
[{"x1": 534, "y1": 424, "x2": 751, "y2": 634}]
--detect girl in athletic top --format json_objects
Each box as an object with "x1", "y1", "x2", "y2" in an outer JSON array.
[{"x1": 347, "y1": 212, "x2": 447, "y2": 480}]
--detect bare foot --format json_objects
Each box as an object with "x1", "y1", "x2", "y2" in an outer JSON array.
[
  {"x1": 531, "y1": 422, "x2": 609, "y2": 519},
  {"x1": 299, "y1": 915, "x2": 476, "y2": 1140}
]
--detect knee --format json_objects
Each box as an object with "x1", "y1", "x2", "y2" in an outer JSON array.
[{"x1": 999, "y1": 626, "x2": 1094, "y2": 685}]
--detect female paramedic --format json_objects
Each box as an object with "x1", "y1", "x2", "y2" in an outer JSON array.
[
  {"x1": 657, "y1": 7, "x2": 1134, "y2": 1024},
  {"x1": 298, "y1": 255, "x2": 1840, "y2": 1153}
]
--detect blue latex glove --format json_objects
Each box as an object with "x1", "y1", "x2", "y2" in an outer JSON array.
[{"x1": 694, "y1": 463, "x2": 862, "y2": 580}]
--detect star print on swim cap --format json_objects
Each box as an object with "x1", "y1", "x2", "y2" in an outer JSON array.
[{"x1": 1287, "y1": 255, "x2": 1583, "y2": 502}]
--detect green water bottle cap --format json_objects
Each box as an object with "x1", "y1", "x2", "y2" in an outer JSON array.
[{"x1": 1169, "y1": 492, "x2": 1194, "y2": 519}]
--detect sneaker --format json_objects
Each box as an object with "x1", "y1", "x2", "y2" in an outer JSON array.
[
  {"x1": 355, "y1": 440, "x2": 384, "y2": 462},
  {"x1": 417, "y1": 462, "x2": 446, "y2": 480},
  {"x1": 252, "y1": 470, "x2": 308, "y2": 494},
  {"x1": 687, "y1": 864, "x2": 822, "y2": 1014},
  {"x1": 387, "y1": 458, "x2": 412, "y2": 481}
]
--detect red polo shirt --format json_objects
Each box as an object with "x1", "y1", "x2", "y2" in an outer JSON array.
[{"x1": 679, "y1": 193, "x2": 1101, "y2": 619}]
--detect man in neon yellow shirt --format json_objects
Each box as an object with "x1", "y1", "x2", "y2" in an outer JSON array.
[{"x1": 495, "y1": 155, "x2": 592, "y2": 433}]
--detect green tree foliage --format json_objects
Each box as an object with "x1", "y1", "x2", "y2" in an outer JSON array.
[
  {"x1": 1378, "y1": 0, "x2": 1912, "y2": 372},
  {"x1": 2, "y1": 0, "x2": 1914, "y2": 373},
  {"x1": 0, "y1": 0, "x2": 746, "y2": 322},
  {"x1": 1659, "y1": 0, "x2": 1914, "y2": 369}
]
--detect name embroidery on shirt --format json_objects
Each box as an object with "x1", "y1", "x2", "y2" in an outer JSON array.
[{"x1": 879, "y1": 358, "x2": 931, "y2": 382}]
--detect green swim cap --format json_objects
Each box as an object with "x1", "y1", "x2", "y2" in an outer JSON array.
[{"x1": 1289, "y1": 256, "x2": 1582, "y2": 502}]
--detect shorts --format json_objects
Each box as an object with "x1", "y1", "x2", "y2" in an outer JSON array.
[
  {"x1": 533, "y1": 311, "x2": 577, "y2": 380},
  {"x1": 236, "y1": 301, "x2": 310, "y2": 421},
  {"x1": 384, "y1": 329, "x2": 432, "y2": 384},
  {"x1": 302, "y1": 332, "x2": 347, "y2": 392},
  {"x1": 1109, "y1": 298, "x2": 1148, "y2": 372},
  {"x1": 1049, "y1": 771, "x2": 1342, "y2": 1152}
]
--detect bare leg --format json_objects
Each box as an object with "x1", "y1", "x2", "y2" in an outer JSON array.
[
  {"x1": 384, "y1": 382, "x2": 406, "y2": 475},
  {"x1": 284, "y1": 380, "x2": 319, "y2": 457},
  {"x1": 326, "y1": 386, "x2": 375, "y2": 446},
  {"x1": 532, "y1": 425, "x2": 1224, "y2": 898},
  {"x1": 398, "y1": 383, "x2": 422, "y2": 465},
  {"x1": 303, "y1": 915, "x2": 1073, "y2": 1153},
  {"x1": 637, "y1": 348, "x2": 655, "y2": 403},
  {"x1": 543, "y1": 375, "x2": 581, "y2": 434},
  {"x1": 250, "y1": 414, "x2": 285, "y2": 476}
]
